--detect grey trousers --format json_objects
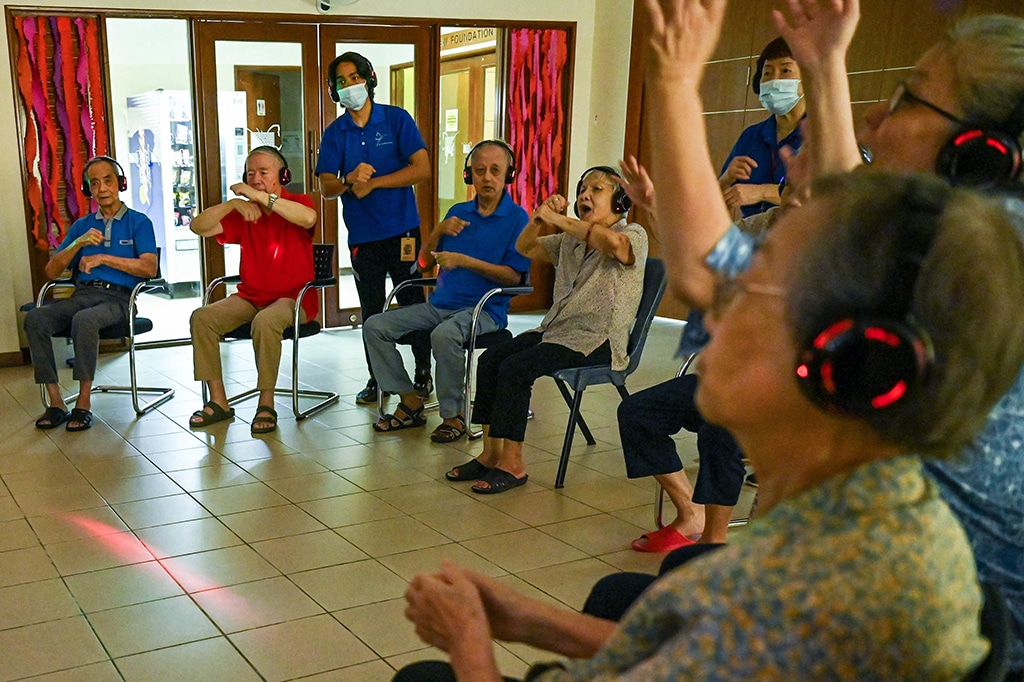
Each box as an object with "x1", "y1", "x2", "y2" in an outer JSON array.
[
  {"x1": 24, "y1": 287, "x2": 129, "y2": 384},
  {"x1": 363, "y1": 301, "x2": 499, "y2": 418}
]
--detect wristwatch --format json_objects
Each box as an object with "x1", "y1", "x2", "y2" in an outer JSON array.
[{"x1": 267, "y1": 193, "x2": 278, "y2": 210}]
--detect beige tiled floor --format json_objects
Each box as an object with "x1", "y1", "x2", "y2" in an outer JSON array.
[{"x1": 0, "y1": 313, "x2": 753, "y2": 681}]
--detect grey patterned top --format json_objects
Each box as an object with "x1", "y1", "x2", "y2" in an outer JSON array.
[{"x1": 531, "y1": 219, "x2": 648, "y2": 371}]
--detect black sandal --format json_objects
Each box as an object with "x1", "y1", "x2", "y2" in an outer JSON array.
[
  {"x1": 373, "y1": 402, "x2": 427, "y2": 432},
  {"x1": 190, "y1": 400, "x2": 235, "y2": 428},
  {"x1": 251, "y1": 405, "x2": 278, "y2": 435},
  {"x1": 35, "y1": 406, "x2": 68, "y2": 430},
  {"x1": 445, "y1": 458, "x2": 491, "y2": 481},
  {"x1": 65, "y1": 408, "x2": 93, "y2": 432},
  {"x1": 471, "y1": 468, "x2": 528, "y2": 495},
  {"x1": 431, "y1": 416, "x2": 467, "y2": 443}
]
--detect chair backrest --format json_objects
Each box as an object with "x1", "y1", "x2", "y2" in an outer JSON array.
[
  {"x1": 313, "y1": 243, "x2": 335, "y2": 282},
  {"x1": 623, "y1": 257, "x2": 667, "y2": 374}
]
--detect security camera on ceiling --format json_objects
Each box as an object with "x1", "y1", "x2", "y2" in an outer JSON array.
[{"x1": 316, "y1": 0, "x2": 359, "y2": 13}]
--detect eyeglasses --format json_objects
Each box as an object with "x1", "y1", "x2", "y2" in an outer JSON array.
[
  {"x1": 709, "y1": 276, "x2": 786, "y2": 318},
  {"x1": 887, "y1": 81, "x2": 965, "y2": 125}
]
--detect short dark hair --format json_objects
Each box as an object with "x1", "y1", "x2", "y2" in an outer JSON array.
[
  {"x1": 788, "y1": 172, "x2": 1024, "y2": 457},
  {"x1": 752, "y1": 37, "x2": 793, "y2": 95},
  {"x1": 329, "y1": 51, "x2": 376, "y2": 99}
]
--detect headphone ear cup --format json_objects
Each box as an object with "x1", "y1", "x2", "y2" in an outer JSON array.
[
  {"x1": 614, "y1": 188, "x2": 632, "y2": 214},
  {"x1": 506, "y1": 165, "x2": 516, "y2": 185},
  {"x1": 280, "y1": 167, "x2": 291, "y2": 185},
  {"x1": 118, "y1": 175, "x2": 128, "y2": 192},
  {"x1": 936, "y1": 128, "x2": 1023, "y2": 187},
  {"x1": 81, "y1": 179, "x2": 92, "y2": 198},
  {"x1": 463, "y1": 167, "x2": 473, "y2": 185},
  {"x1": 795, "y1": 317, "x2": 933, "y2": 416}
]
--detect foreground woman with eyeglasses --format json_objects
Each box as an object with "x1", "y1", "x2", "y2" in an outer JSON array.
[{"x1": 393, "y1": 169, "x2": 1024, "y2": 681}]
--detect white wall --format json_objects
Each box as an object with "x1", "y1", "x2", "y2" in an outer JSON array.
[{"x1": 0, "y1": 0, "x2": 633, "y2": 357}]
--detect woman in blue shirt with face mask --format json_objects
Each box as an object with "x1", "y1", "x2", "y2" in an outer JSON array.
[{"x1": 718, "y1": 37, "x2": 806, "y2": 219}]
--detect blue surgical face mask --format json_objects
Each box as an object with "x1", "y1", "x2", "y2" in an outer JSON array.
[
  {"x1": 759, "y1": 78, "x2": 803, "y2": 116},
  {"x1": 338, "y1": 83, "x2": 369, "y2": 111}
]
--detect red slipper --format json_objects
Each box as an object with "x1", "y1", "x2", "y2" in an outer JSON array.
[{"x1": 631, "y1": 526, "x2": 697, "y2": 553}]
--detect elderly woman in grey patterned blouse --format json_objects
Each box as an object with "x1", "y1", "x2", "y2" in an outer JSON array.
[{"x1": 443, "y1": 166, "x2": 648, "y2": 495}]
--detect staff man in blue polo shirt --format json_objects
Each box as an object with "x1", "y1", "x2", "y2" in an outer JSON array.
[
  {"x1": 363, "y1": 140, "x2": 530, "y2": 443},
  {"x1": 25, "y1": 156, "x2": 158, "y2": 432},
  {"x1": 316, "y1": 50, "x2": 433, "y2": 406}
]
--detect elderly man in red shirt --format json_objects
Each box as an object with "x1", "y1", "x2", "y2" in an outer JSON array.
[{"x1": 188, "y1": 146, "x2": 318, "y2": 435}]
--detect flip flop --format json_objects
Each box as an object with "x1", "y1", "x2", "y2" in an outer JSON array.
[
  {"x1": 251, "y1": 405, "x2": 278, "y2": 435},
  {"x1": 445, "y1": 458, "x2": 492, "y2": 482},
  {"x1": 631, "y1": 526, "x2": 697, "y2": 553},
  {"x1": 373, "y1": 402, "x2": 427, "y2": 432},
  {"x1": 471, "y1": 468, "x2": 528, "y2": 495},
  {"x1": 35, "y1": 406, "x2": 69, "y2": 430},
  {"x1": 190, "y1": 400, "x2": 235, "y2": 428},
  {"x1": 65, "y1": 408, "x2": 93, "y2": 432},
  {"x1": 431, "y1": 416, "x2": 466, "y2": 443}
]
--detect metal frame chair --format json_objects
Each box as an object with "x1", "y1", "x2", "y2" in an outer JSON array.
[
  {"x1": 548, "y1": 257, "x2": 666, "y2": 488},
  {"x1": 380, "y1": 277, "x2": 533, "y2": 438},
  {"x1": 33, "y1": 247, "x2": 175, "y2": 416},
  {"x1": 202, "y1": 243, "x2": 339, "y2": 420}
]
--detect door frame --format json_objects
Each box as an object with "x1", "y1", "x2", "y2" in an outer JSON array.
[{"x1": 191, "y1": 19, "x2": 322, "y2": 301}]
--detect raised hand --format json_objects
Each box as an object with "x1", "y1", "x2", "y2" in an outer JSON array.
[
  {"x1": 438, "y1": 216, "x2": 470, "y2": 237},
  {"x1": 617, "y1": 156, "x2": 655, "y2": 212},
  {"x1": 645, "y1": 0, "x2": 728, "y2": 82},
  {"x1": 230, "y1": 197, "x2": 263, "y2": 222},
  {"x1": 772, "y1": 0, "x2": 860, "y2": 70}
]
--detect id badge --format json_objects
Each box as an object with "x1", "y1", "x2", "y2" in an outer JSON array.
[{"x1": 400, "y1": 237, "x2": 417, "y2": 262}]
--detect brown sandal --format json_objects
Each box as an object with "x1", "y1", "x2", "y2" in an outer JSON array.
[
  {"x1": 251, "y1": 405, "x2": 278, "y2": 435},
  {"x1": 430, "y1": 416, "x2": 467, "y2": 443}
]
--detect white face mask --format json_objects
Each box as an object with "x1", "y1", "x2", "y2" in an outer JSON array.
[
  {"x1": 338, "y1": 83, "x2": 369, "y2": 111},
  {"x1": 759, "y1": 78, "x2": 803, "y2": 116}
]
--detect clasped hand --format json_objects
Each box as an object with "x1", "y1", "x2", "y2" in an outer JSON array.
[
  {"x1": 228, "y1": 183, "x2": 265, "y2": 222},
  {"x1": 532, "y1": 194, "x2": 568, "y2": 227}
]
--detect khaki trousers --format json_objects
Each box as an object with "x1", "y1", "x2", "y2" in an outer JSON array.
[{"x1": 191, "y1": 295, "x2": 307, "y2": 391}]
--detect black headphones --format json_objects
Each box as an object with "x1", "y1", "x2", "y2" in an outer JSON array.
[
  {"x1": 795, "y1": 193, "x2": 942, "y2": 416},
  {"x1": 245, "y1": 146, "x2": 291, "y2": 186},
  {"x1": 327, "y1": 52, "x2": 377, "y2": 104},
  {"x1": 462, "y1": 140, "x2": 517, "y2": 185},
  {"x1": 81, "y1": 156, "x2": 127, "y2": 197},
  {"x1": 573, "y1": 166, "x2": 632, "y2": 217},
  {"x1": 935, "y1": 96, "x2": 1024, "y2": 188}
]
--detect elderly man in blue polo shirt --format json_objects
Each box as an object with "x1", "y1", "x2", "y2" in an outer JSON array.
[
  {"x1": 316, "y1": 50, "x2": 433, "y2": 406},
  {"x1": 25, "y1": 156, "x2": 157, "y2": 432},
  {"x1": 363, "y1": 140, "x2": 530, "y2": 443}
]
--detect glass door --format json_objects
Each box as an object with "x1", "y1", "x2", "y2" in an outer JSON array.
[
  {"x1": 192, "y1": 20, "x2": 321, "y2": 300},
  {"x1": 318, "y1": 25, "x2": 435, "y2": 329}
]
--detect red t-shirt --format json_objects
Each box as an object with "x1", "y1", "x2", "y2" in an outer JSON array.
[{"x1": 217, "y1": 189, "x2": 319, "y2": 321}]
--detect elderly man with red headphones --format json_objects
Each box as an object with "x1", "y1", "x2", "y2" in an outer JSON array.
[
  {"x1": 188, "y1": 145, "x2": 318, "y2": 436},
  {"x1": 25, "y1": 156, "x2": 158, "y2": 433}
]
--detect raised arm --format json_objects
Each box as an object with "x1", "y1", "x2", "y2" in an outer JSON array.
[
  {"x1": 643, "y1": 0, "x2": 733, "y2": 310},
  {"x1": 773, "y1": 0, "x2": 863, "y2": 175},
  {"x1": 350, "y1": 148, "x2": 431, "y2": 199},
  {"x1": 231, "y1": 182, "x2": 316, "y2": 229}
]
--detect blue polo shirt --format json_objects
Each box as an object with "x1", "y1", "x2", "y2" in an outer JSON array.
[
  {"x1": 316, "y1": 102, "x2": 426, "y2": 245},
  {"x1": 59, "y1": 204, "x2": 157, "y2": 289},
  {"x1": 720, "y1": 115, "x2": 803, "y2": 218},
  {"x1": 428, "y1": 192, "x2": 531, "y2": 328}
]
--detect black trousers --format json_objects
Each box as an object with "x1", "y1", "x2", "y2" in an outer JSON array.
[
  {"x1": 471, "y1": 331, "x2": 610, "y2": 442},
  {"x1": 618, "y1": 373, "x2": 746, "y2": 506},
  {"x1": 581, "y1": 543, "x2": 726, "y2": 621},
  {"x1": 392, "y1": 660, "x2": 520, "y2": 682},
  {"x1": 350, "y1": 231, "x2": 430, "y2": 377}
]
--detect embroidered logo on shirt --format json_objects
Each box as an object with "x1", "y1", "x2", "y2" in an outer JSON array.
[{"x1": 375, "y1": 132, "x2": 394, "y2": 147}]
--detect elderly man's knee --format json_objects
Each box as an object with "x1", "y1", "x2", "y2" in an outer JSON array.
[
  {"x1": 23, "y1": 307, "x2": 48, "y2": 335},
  {"x1": 190, "y1": 304, "x2": 215, "y2": 333}
]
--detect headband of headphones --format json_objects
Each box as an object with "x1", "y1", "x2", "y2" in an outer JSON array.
[
  {"x1": 327, "y1": 52, "x2": 377, "y2": 104},
  {"x1": 462, "y1": 140, "x2": 517, "y2": 185},
  {"x1": 81, "y1": 156, "x2": 127, "y2": 198},
  {"x1": 573, "y1": 166, "x2": 632, "y2": 217},
  {"x1": 795, "y1": 189, "x2": 944, "y2": 415},
  {"x1": 245, "y1": 146, "x2": 292, "y2": 186},
  {"x1": 936, "y1": 94, "x2": 1024, "y2": 188}
]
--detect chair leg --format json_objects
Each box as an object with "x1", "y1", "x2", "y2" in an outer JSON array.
[
  {"x1": 72, "y1": 337, "x2": 175, "y2": 416},
  {"x1": 228, "y1": 334, "x2": 339, "y2": 421},
  {"x1": 655, "y1": 484, "x2": 666, "y2": 529},
  {"x1": 554, "y1": 379, "x2": 595, "y2": 445},
  {"x1": 555, "y1": 387, "x2": 586, "y2": 489}
]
